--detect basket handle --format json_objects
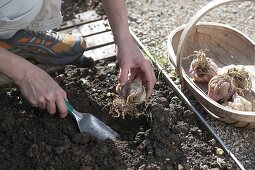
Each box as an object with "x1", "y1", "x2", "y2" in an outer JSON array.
[{"x1": 176, "y1": 0, "x2": 254, "y2": 79}]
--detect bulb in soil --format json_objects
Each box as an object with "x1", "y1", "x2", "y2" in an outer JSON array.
[
  {"x1": 189, "y1": 50, "x2": 218, "y2": 83},
  {"x1": 207, "y1": 75, "x2": 235, "y2": 102},
  {"x1": 223, "y1": 93, "x2": 253, "y2": 111},
  {"x1": 116, "y1": 77, "x2": 146, "y2": 103}
]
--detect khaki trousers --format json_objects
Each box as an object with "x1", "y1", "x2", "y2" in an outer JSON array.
[{"x1": 0, "y1": 0, "x2": 63, "y2": 39}]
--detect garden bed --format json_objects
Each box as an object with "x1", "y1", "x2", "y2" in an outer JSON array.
[
  {"x1": 0, "y1": 59, "x2": 237, "y2": 169},
  {"x1": 0, "y1": 0, "x2": 239, "y2": 169}
]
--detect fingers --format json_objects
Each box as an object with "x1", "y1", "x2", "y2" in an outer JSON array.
[
  {"x1": 118, "y1": 65, "x2": 129, "y2": 86},
  {"x1": 56, "y1": 91, "x2": 68, "y2": 118},
  {"x1": 128, "y1": 68, "x2": 139, "y2": 81},
  {"x1": 141, "y1": 59, "x2": 156, "y2": 98},
  {"x1": 119, "y1": 58, "x2": 156, "y2": 99},
  {"x1": 46, "y1": 94, "x2": 57, "y2": 115},
  {"x1": 38, "y1": 96, "x2": 46, "y2": 109},
  {"x1": 62, "y1": 90, "x2": 68, "y2": 101},
  {"x1": 17, "y1": 67, "x2": 68, "y2": 118},
  {"x1": 38, "y1": 101, "x2": 46, "y2": 109},
  {"x1": 45, "y1": 90, "x2": 68, "y2": 118},
  {"x1": 36, "y1": 90, "x2": 67, "y2": 118}
]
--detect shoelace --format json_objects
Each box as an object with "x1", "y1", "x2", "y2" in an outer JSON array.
[{"x1": 25, "y1": 30, "x2": 63, "y2": 44}]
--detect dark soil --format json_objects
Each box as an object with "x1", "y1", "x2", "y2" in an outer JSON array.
[
  {"x1": 0, "y1": 59, "x2": 236, "y2": 169},
  {"x1": 61, "y1": 0, "x2": 104, "y2": 21},
  {"x1": 0, "y1": 1, "x2": 237, "y2": 169}
]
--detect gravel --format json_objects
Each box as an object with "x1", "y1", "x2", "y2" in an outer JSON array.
[{"x1": 126, "y1": 0, "x2": 255, "y2": 169}]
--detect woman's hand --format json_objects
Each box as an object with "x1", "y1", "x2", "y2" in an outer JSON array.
[
  {"x1": 117, "y1": 36, "x2": 156, "y2": 98},
  {"x1": 0, "y1": 48, "x2": 68, "y2": 118},
  {"x1": 16, "y1": 64, "x2": 68, "y2": 118},
  {"x1": 101, "y1": 0, "x2": 156, "y2": 98}
]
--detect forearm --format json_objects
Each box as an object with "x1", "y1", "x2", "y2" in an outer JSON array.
[
  {"x1": 0, "y1": 47, "x2": 30, "y2": 84},
  {"x1": 101, "y1": 0, "x2": 132, "y2": 46},
  {"x1": 99, "y1": 1, "x2": 156, "y2": 96}
]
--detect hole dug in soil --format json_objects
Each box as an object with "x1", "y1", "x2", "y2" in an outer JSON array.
[{"x1": 0, "y1": 60, "x2": 236, "y2": 169}]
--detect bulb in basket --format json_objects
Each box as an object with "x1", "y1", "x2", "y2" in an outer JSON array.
[
  {"x1": 224, "y1": 65, "x2": 251, "y2": 90},
  {"x1": 208, "y1": 65, "x2": 253, "y2": 110},
  {"x1": 189, "y1": 50, "x2": 218, "y2": 83},
  {"x1": 207, "y1": 74, "x2": 235, "y2": 102},
  {"x1": 222, "y1": 92, "x2": 253, "y2": 112}
]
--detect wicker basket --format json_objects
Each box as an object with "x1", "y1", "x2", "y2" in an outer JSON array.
[{"x1": 167, "y1": 0, "x2": 255, "y2": 128}]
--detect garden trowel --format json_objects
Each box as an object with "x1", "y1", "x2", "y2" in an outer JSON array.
[{"x1": 65, "y1": 100, "x2": 119, "y2": 141}]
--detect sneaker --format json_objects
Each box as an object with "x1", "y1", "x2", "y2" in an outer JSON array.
[{"x1": 0, "y1": 29, "x2": 87, "y2": 65}]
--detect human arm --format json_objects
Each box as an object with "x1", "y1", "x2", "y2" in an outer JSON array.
[
  {"x1": 0, "y1": 47, "x2": 68, "y2": 117},
  {"x1": 101, "y1": 0, "x2": 156, "y2": 98}
]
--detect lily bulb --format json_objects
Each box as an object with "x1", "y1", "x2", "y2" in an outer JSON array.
[
  {"x1": 116, "y1": 77, "x2": 146, "y2": 103},
  {"x1": 219, "y1": 65, "x2": 251, "y2": 90},
  {"x1": 223, "y1": 93, "x2": 253, "y2": 111},
  {"x1": 207, "y1": 75, "x2": 235, "y2": 102},
  {"x1": 226, "y1": 66, "x2": 251, "y2": 90},
  {"x1": 189, "y1": 50, "x2": 218, "y2": 83}
]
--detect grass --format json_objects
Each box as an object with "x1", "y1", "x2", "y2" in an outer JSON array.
[{"x1": 146, "y1": 46, "x2": 180, "y2": 83}]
